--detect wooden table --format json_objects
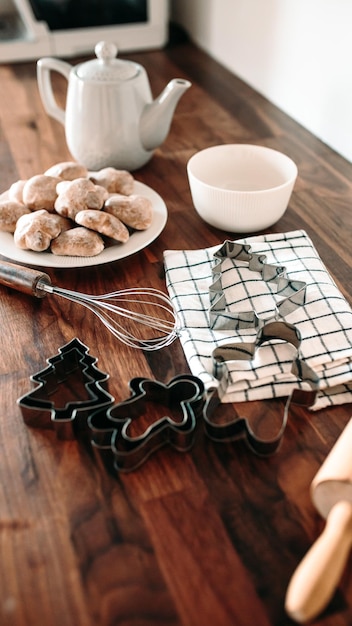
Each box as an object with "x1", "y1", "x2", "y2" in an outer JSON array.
[{"x1": 0, "y1": 32, "x2": 351, "y2": 626}]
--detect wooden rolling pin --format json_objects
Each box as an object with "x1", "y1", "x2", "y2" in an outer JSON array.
[{"x1": 285, "y1": 418, "x2": 352, "y2": 623}]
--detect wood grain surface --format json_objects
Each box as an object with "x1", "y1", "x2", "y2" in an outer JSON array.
[{"x1": 0, "y1": 29, "x2": 351, "y2": 626}]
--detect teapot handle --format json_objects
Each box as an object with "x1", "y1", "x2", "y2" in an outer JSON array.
[{"x1": 37, "y1": 58, "x2": 72, "y2": 126}]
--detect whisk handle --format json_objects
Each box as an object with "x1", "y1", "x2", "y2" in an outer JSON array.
[{"x1": 0, "y1": 261, "x2": 51, "y2": 298}]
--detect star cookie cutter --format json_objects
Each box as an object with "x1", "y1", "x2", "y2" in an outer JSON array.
[
  {"x1": 17, "y1": 338, "x2": 114, "y2": 440},
  {"x1": 209, "y1": 240, "x2": 307, "y2": 330},
  {"x1": 88, "y1": 374, "x2": 204, "y2": 472},
  {"x1": 203, "y1": 320, "x2": 319, "y2": 455}
]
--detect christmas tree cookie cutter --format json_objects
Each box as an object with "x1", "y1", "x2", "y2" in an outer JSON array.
[
  {"x1": 17, "y1": 337, "x2": 114, "y2": 440},
  {"x1": 209, "y1": 240, "x2": 307, "y2": 330}
]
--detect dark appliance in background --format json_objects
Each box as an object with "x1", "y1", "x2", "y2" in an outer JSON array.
[{"x1": 0, "y1": 0, "x2": 169, "y2": 63}]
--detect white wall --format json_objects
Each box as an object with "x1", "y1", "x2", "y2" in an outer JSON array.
[{"x1": 171, "y1": 0, "x2": 352, "y2": 163}]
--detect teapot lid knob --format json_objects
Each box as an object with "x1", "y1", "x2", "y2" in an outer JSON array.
[
  {"x1": 95, "y1": 41, "x2": 118, "y2": 62},
  {"x1": 76, "y1": 40, "x2": 139, "y2": 81}
]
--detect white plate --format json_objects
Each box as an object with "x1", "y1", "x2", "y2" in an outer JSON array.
[{"x1": 0, "y1": 181, "x2": 167, "y2": 268}]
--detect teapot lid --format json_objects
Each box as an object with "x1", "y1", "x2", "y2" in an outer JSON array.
[{"x1": 76, "y1": 41, "x2": 139, "y2": 81}]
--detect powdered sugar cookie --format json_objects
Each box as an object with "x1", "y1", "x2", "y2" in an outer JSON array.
[
  {"x1": 89, "y1": 167, "x2": 134, "y2": 195},
  {"x1": 75, "y1": 209, "x2": 129, "y2": 243},
  {"x1": 0, "y1": 200, "x2": 31, "y2": 233},
  {"x1": 45, "y1": 161, "x2": 88, "y2": 180},
  {"x1": 55, "y1": 178, "x2": 108, "y2": 220},
  {"x1": 51, "y1": 226, "x2": 105, "y2": 256},
  {"x1": 8, "y1": 180, "x2": 27, "y2": 204},
  {"x1": 104, "y1": 193, "x2": 153, "y2": 230},
  {"x1": 14, "y1": 209, "x2": 62, "y2": 252},
  {"x1": 23, "y1": 174, "x2": 61, "y2": 212}
]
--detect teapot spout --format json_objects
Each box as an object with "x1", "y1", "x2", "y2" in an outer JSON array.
[{"x1": 140, "y1": 78, "x2": 191, "y2": 152}]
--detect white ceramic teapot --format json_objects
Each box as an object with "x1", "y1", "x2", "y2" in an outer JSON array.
[{"x1": 37, "y1": 41, "x2": 191, "y2": 171}]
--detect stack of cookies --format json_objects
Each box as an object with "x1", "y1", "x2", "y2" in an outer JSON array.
[{"x1": 0, "y1": 162, "x2": 153, "y2": 256}]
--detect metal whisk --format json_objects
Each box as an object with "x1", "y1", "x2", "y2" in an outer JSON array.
[{"x1": 0, "y1": 261, "x2": 179, "y2": 350}]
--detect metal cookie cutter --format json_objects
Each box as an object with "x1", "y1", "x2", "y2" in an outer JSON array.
[
  {"x1": 89, "y1": 374, "x2": 204, "y2": 472},
  {"x1": 17, "y1": 338, "x2": 114, "y2": 440},
  {"x1": 203, "y1": 320, "x2": 319, "y2": 455},
  {"x1": 209, "y1": 240, "x2": 307, "y2": 330}
]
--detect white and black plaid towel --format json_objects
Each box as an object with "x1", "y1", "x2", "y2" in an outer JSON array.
[{"x1": 164, "y1": 230, "x2": 352, "y2": 410}]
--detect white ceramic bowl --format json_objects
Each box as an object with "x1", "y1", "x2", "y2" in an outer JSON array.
[{"x1": 187, "y1": 144, "x2": 298, "y2": 232}]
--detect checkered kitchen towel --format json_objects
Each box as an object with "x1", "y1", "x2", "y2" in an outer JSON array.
[{"x1": 164, "y1": 230, "x2": 352, "y2": 410}]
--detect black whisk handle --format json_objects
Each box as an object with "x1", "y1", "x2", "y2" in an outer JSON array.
[{"x1": 0, "y1": 261, "x2": 52, "y2": 298}]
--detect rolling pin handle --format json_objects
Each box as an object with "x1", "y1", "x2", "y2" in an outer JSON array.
[
  {"x1": 285, "y1": 499, "x2": 352, "y2": 623},
  {"x1": 0, "y1": 261, "x2": 51, "y2": 298}
]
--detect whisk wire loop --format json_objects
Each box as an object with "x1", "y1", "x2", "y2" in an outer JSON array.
[{"x1": 38, "y1": 282, "x2": 180, "y2": 350}]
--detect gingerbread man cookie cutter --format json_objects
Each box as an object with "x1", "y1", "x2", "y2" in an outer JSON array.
[
  {"x1": 204, "y1": 320, "x2": 319, "y2": 455},
  {"x1": 89, "y1": 374, "x2": 204, "y2": 472}
]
